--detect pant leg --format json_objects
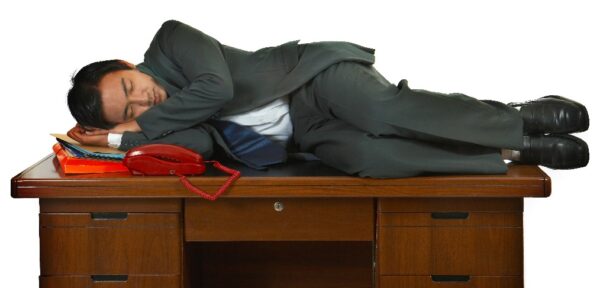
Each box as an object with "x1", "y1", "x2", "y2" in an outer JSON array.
[
  {"x1": 290, "y1": 98, "x2": 507, "y2": 177},
  {"x1": 297, "y1": 61, "x2": 524, "y2": 150},
  {"x1": 289, "y1": 84, "x2": 509, "y2": 178}
]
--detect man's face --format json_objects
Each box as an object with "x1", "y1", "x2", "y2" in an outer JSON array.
[{"x1": 99, "y1": 69, "x2": 167, "y2": 125}]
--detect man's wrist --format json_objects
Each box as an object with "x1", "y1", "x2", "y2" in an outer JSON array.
[{"x1": 107, "y1": 133, "x2": 123, "y2": 149}]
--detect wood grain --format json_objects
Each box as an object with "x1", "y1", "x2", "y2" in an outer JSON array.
[
  {"x1": 12, "y1": 155, "x2": 551, "y2": 198},
  {"x1": 379, "y1": 212, "x2": 523, "y2": 227},
  {"x1": 432, "y1": 227, "x2": 523, "y2": 276},
  {"x1": 40, "y1": 213, "x2": 181, "y2": 275},
  {"x1": 378, "y1": 198, "x2": 523, "y2": 213},
  {"x1": 186, "y1": 241, "x2": 373, "y2": 288},
  {"x1": 40, "y1": 198, "x2": 181, "y2": 213},
  {"x1": 40, "y1": 275, "x2": 180, "y2": 288},
  {"x1": 379, "y1": 227, "x2": 431, "y2": 275},
  {"x1": 10, "y1": 155, "x2": 550, "y2": 288},
  {"x1": 185, "y1": 198, "x2": 374, "y2": 241},
  {"x1": 380, "y1": 276, "x2": 523, "y2": 288},
  {"x1": 377, "y1": 198, "x2": 523, "y2": 277},
  {"x1": 379, "y1": 226, "x2": 523, "y2": 276}
]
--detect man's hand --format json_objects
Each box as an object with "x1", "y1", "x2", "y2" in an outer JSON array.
[
  {"x1": 67, "y1": 124, "x2": 109, "y2": 147},
  {"x1": 66, "y1": 120, "x2": 141, "y2": 147},
  {"x1": 80, "y1": 120, "x2": 141, "y2": 135},
  {"x1": 109, "y1": 120, "x2": 142, "y2": 134}
]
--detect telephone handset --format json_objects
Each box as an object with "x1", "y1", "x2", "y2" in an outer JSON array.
[{"x1": 123, "y1": 144, "x2": 240, "y2": 201}]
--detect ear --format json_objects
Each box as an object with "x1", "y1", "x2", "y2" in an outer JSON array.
[{"x1": 118, "y1": 60, "x2": 137, "y2": 69}]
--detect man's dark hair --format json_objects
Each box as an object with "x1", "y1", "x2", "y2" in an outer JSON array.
[{"x1": 67, "y1": 60, "x2": 133, "y2": 129}]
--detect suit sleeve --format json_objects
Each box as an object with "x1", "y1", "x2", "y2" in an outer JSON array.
[
  {"x1": 119, "y1": 126, "x2": 214, "y2": 159},
  {"x1": 135, "y1": 20, "x2": 234, "y2": 140}
]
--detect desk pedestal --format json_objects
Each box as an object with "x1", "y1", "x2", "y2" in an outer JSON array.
[{"x1": 38, "y1": 197, "x2": 523, "y2": 288}]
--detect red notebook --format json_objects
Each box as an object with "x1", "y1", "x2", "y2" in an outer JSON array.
[{"x1": 53, "y1": 143, "x2": 129, "y2": 174}]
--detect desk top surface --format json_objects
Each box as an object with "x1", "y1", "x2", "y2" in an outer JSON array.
[{"x1": 12, "y1": 154, "x2": 551, "y2": 198}]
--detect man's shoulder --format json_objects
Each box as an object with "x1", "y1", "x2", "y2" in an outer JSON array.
[
  {"x1": 158, "y1": 19, "x2": 182, "y2": 32},
  {"x1": 151, "y1": 20, "x2": 183, "y2": 43}
]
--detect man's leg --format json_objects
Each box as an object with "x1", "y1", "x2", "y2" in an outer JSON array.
[
  {"x1": 298, "y1": 61, "x2": 524, "y2": 150},
  {"x1": 289, "y1": 91, "x2": 508, "y2": 177},
  {"x1": 290, "y1": 80, "x2": 507, "y2": 178}
]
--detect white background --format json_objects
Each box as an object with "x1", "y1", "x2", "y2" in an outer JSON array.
[{"x1": 0, "y1": 1, "x2": 597, "y2": 287}]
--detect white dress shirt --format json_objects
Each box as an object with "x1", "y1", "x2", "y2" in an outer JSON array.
[
  {"x1": 219, "y1": 95, "x2": 293, "y2": 147},
  {"x1": 108, "y1": 96, "x2": 294, "y2": 148}
]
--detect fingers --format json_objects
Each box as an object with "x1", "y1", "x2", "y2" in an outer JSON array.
[
  {"x1": 71, "y1": 123, "x2": 84, "y2": 134},
  {"x1": 84, "y1": 129, "x2": 109, "y2": 136},
  {"x1": 68, "y1": 124, "x2": 111, "y2": 146},
  {"x1": 66, "y1": 127, "x2": 109, "y2": 146},
  {"x1": 73, "y1": 123, "x2": 109, "y2": 135},
  {"x1": 67, "y1": 127, "x2": 84, "y2": 143}
]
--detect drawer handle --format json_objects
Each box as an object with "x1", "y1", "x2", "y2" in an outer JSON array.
[
  {"x1": 431, "y1": 275, "x2": 470, "y2": 282},
  {"x1": 431, "y1": 212, "x2": 469, "y2": 219},
  {"x1": 91, "y1": 212, "x2": 128, "y2": 220},
  {"x1": 91, "y1": 275, "x2": 128, "y2": 282}
]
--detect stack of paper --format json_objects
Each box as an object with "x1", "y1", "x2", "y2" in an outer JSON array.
[{"x1": 51, "y1": 134, "x2": 128, "y2": 174}]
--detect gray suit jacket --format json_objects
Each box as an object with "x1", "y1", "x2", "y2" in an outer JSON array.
[{"x1": 119, "y1": 20, "x2": 376, "y2": 165}]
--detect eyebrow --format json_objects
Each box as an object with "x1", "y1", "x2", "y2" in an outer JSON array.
[{"x1": 120, "y1": 78, "x2": 129, "y2": 121}]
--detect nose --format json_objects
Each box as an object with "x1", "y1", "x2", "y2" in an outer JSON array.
[
  {"x1": 128, "y1": 89, "x2": 153, "y2": 118},
  {"x1": 128, "y1": 89, "x2": 152, "y2": 107}
]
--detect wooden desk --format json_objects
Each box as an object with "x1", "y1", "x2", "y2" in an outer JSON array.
[{"x1": 12, "y1": 155, "x2": 551, "y2": 288}]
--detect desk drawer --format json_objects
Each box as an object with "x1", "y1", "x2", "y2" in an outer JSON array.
[
  {"x1": 40, "y1": 275, "x2": 179, "y2": 288},
  {"x1": 379, "y1": 226, "x2": 522, "y2": 276},
  {"x1": 377, "y1": 198, "x2": 523, "y2": 276},
  {"x1": 40, "y1": 213, "x2": 181, "y2": 275},
  {"x1": 186, "y1": 198, "x2": 374, "y2": 241},
  {"x1": 380, "y1": 276, "x2": 523, "y2": 288}
]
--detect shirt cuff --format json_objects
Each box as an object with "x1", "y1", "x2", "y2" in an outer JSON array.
[{"x1": 107, "y1": 133, "x2": 123, "y2": 149}]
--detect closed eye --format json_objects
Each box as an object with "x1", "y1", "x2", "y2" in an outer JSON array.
[
  {"x1": 120, "y1": 78, "x2": 137, "y2": 121},
  {"x1": 121, "y1": 78, "x2": 129, "y2": 121}
]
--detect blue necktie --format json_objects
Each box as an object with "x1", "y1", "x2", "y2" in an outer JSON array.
[{"x1": 206, "y1": 118, "x2": 287, "y2": 170}]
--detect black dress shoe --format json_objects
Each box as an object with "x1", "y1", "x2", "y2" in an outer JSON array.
[
  {"x1": 509, "y1": 95, "x2": 589, "y2": 134},
  {"x1": 517, "y1": 134, "x2": 589, "y2": 169}
]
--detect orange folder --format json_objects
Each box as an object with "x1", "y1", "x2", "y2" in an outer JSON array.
[{"x1": 52, "y1": 143, "x2": 130, "y2": 174}]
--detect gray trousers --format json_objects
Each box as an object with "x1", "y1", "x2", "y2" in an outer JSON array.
[{"x1": 288, "y1": 61, "x2": 524, "y2": 178}]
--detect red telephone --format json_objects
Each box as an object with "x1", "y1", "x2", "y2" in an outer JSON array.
[{"x1": 123, "y1": 144, "x2": 240, "y2": 201}]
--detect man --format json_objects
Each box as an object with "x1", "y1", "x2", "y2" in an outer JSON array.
[{"x1": 67, "y1": 20, "x2": 589, "y2": 178}]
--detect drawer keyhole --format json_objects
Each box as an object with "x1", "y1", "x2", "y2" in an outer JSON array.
[{"x1": 274, "y1": 201, "x2": 284, "y2": 212}]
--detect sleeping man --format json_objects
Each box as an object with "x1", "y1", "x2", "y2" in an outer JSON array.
[{"x1": 66, "y1": 20, "x2": 589, "y2": 178}]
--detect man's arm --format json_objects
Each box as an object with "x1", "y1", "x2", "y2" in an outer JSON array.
[
  {"x1": 67, "y1": 123, "x2": 214, "y2": 158},
  {"x1": 67, "y1": 124, "x2": 109, "y2": 147},
  {"x1": 119, "y1": 126, "x2": 214, "y2": 158},
  {"x1": 135, "y1": 20, "x2": 234, "y2": 140}
]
